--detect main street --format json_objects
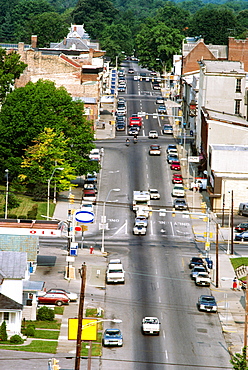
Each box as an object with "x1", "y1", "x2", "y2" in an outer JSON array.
[{"x1": 84, "y1": 61, "x2": 232, "y2": 369}]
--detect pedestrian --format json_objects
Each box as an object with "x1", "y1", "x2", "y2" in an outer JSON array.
[
  {"x1": 233, "y1": 277, "x2": 238, "y2": 290},
  {"x1": 198, "y1": 181, "x2": 203, "y2": 193}
]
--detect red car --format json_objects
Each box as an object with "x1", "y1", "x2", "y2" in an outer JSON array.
[
  {"x1": 235, "y1": 223, "x2": 248, "y2": 232},
  {"x1": 172, "y1": 174, "x2": 183, "y2": 184},
  {"x1": 37, "y1": 293, "x2": 70, "y2": 306},
  {"x1": 171, "y1": 160, "x2": 181, "y2": 171},
  {"x1": 129, "y1": 116, "x2": 142, "y2": 127}
]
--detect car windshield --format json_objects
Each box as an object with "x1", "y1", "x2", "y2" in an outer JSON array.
[
  {"x1": 201, "y1": 296, "x2": 215, "y2": 303},
  {"x1": 105, "y1": 330, "x2": 121, "y2": 337}
]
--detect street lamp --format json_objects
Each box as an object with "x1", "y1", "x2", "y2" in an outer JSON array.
[
  {"x1": 47, "y1": 167, "x2": 64, "y2": 220},
  {"x1": 101, "y1": 188, "x2": 120, "y2": 253},
  {"x1": 4, "y1": 169, "x2": 9, "y2": 219}
]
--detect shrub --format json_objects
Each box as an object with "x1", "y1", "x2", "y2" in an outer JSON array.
[
  {"x1": 37, "y1": 306, "x2": 55, "y2": 321},
  {"x1": 0, "y1": 321, "x2": 8, "y2": 341},
  {"x1": 10, "y1": 334, "x2": 24, "y2": 344},
  {"x1": 7, "y1": 214, "x2": 18, "y2": 219},
  {"x1": 18, "y1": 215, "x2": 26, "y2": 219},
  {"x1": 27, "y1": 204, "x2": 38, "y2": 219},
  {"x1": 25, "y1": 324, "x2": 36, "y2": 337}
]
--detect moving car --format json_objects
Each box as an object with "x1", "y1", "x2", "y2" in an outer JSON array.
[
  {"x1": 157, "y1": 105, "x2": 167, "y2": 114},
  {"x1": 172, "y1": 174, "x2": 183, "y2": 184},
  {"x1": 148, "y1": 130, "x2": 158, "y2": 139},
  {"x1": 103, "y1": 329, "x2": 123, "y2": 346},
  {"x1": 133, "y1": 224, "x2": 147, "y2": 235},
  {"x1": 149, "y1": 144, "x2": 161, "y2": 155},
  {"x1": 142, "y1": 317, "x2": 160, "y2": 335},
  {"x1": 189, "y1": 257, "x2": 204, "y2": 269},
  {"x1": 37, "y1": 293, "x2": 69, "y2": 306},
  {"x1": 106, "y1": 259, "x2": 125, "y2": 284},
  {"x1": 128, "y1": 68, "x2": 134, "y2": 74},
  {"x1": 135, "y1": 216, "x2": 148, "y2": 227},
  {"x1": 153, "y1": 83, "x2": 160, "y2": 90},
  {"x1": 129, "y1": 116, "x2": 142, "y2": 127},
  {"x1": 38, "y1": 289, "x2": 78, "y2": 301},
  {"x1": 149, "y1": 189, "x2": 160, "y2": 200},
  {"x1": 235, "y1": 232, "x2": 248, "y2": 241},
  {"x1": 128, "y1": 126, "x2": 139, "y2": 136},
  {"x1": 235, "y1": 223, "x2": 248, "y2": 232},
  {"x1": 197, "y1": 295, "x2": 217, "y2": 312},
  {"x1": 173, "y1": 198, "x2": 187, "y2": 210},
  {"x1": 191, "y1": 266, "x2": 207, "y2": 280},
  {"x1": 172, "y1": 184, "x2": 185, "y2": 197},
  {"x1": 171, "y1": 160, "x2": 181, "y2": 171}
]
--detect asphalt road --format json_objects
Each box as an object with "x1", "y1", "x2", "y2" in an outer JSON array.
[{"x1": 90, "y1": 61, "x2": 232, "y2": 369}]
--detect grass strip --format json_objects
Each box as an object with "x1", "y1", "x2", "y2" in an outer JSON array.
[
  {"x1": 23, "y1": 320, "x2": 61, "y2": 329},
  {"x1": 0, "y1": 340, "x2": 58, "y2": 353},
  {"x1": 230, "y1": 257, "x2": 248, "y2": 270},
  {"x1": 33, "y1": 330, "x2": 60, "y2": 340}
]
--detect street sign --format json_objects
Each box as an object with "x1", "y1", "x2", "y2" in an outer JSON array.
[
  {"x1": 188, "y1": 156, "x2": 200, "y2": 163},
  {"x1": 75, "y1": 211, "x2": 94, "y2": 223}
]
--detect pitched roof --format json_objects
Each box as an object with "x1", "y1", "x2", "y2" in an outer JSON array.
[
  {"x1": 0, "y1": 293, "x2": 23, "y2": 310},
  {"x1": 0, "y1": 251, "x2": 27, "y2": 279}
]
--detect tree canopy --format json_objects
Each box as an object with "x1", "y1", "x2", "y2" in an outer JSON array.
[{"x1": 0, "y1": 80, "x2": 98, "y2": 181}]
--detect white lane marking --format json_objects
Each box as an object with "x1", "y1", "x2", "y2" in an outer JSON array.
[
  {"x1": 143, "y1": 129, "x2": 145, "y2": 136},
  {"x1": 150, "y1": 220, "x2": 153, "y2": 236},
  {"x1": 159, "y1": 296, "x2": 161, "y2": 303},
  {"x1": 155, "y1": 268, "x2": 158, "y2": 275},
  {"x1": 147, "y1": 173, "x2": 149, "y2": 178},
  {"x1": 161, "y1": 312, "x2": 163, "y2": 319},
  {"x1": 170, "y1": 221, "x2": 175, "y2": 236},
  {"x1": 165, "y1": 349, "x2": 168, "y2": 360},
  {"x1": 146, "y1": 164, "x2": 148, "y2": 170},
  {"x1": 163, "y1": 330, "x2": 166, "y2": 339},
  {"x1": 111, "y1": 220, "x2": 128, "y2": 236},
  {"x1": 157, "y1": 281, "x2": 159, "y2": 289}
]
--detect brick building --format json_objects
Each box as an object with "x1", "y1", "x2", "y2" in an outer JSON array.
[{"x1": 228, "y1": 37, "x2": 248, "y2": 72}]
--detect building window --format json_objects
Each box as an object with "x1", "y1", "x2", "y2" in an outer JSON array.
[
  {"x1": 236, "y1": 79, "x2": 241, "y2": 93},
  {"x1": 3, "y1": 312, "x2": 9, "y2": 322},
  {"x1": 235, "y1": 99, "x2": 241, "y2": 115}
]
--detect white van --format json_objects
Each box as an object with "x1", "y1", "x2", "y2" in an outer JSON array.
[{"x1": 239, "y1": 203, "x2": 248, "y2": 216}]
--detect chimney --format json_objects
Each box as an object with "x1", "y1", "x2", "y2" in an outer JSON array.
[
  {"x1": 63, "y1": 37, "x2": 67, "y2": 45},
  {"x1": 89, "y1": 48, "x2": 94, "y2": 63},
  {"x1": 31, "y1": 35, "x2": 37, "y2": 49},
  {"x1": 74, "y1": 26, "x2": 77, "y2": 31}
]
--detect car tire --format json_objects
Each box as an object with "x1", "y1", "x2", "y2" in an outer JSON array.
[{"x1": 56, "y1": 300, "x2": 63, "y2": 306}]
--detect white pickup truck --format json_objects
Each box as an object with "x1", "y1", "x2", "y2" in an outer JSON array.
[
  {"x1": 142, "y1": 317, "x2": 160, "y2": 335},
  {"x1": 195, "y1": 272, "x2": 211, "y2": 286},
  {"x1": 106, "y1": 259, "x2": 125, "y2": 284}
]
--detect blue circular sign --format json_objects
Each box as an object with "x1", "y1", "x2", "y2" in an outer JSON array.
[{"x1": 75, "y1": 211, "x2": 94, "y2": 223}]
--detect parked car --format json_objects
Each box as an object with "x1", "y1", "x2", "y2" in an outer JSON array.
[
  {"x1": 118, "y1": 85, "x2": 126, "y2": 92},
  {"x1": 156, "y1": 97, "x2": 165, "y2": 104},
  {"x1": 153, "y1": 83, "x2": 160, "y2": 90},
  {"x1": 235, "y1": 232, "x2": 248, "y2": 241},
  {"x1": 157, "y1": 105, "x2": 167, "y2": 114},
  {"x1": 116, "y1": 123, "x2": 126, "y2": 131},
  {"x1": 103, "y1": 329, "x2": 123, "y2": 346},
  {"x1": 171, "y1": 160, "x2": 181, "y2": 171},
  {"x1": 235, "y1": 223, "x2": 248, "y2": 232},
  {"x1": 172, "y1": 184, "x2": 185, "y2": 197},
  {"x1": 167, "y1": 154, "x2": 179, "y2": 163},
  {"x1": 197, "y1": 295, "x2": 217, "y2": 312},
  {"x1": 84, "y1": 182, "x2": 98, "y2": 193},
  {"x1": 37, "y1": 293, "x2": 69, "y2": 306},
  {"x1": 149, "y1": 189, "x2": 160, "y2": 200},
  {"x1": 167, "y1": 144, "x2": 177, "y2": 153},
  {"x1": 172, "y1": 174, "x2": 183, "y2": 184},
  {"x1": 38, "y1": 289, "x2": 78, "y2": 301},
  {"x1": 195, "y1": 272, "x2": 211, "y2": 287},
  {"x1": 149, "y1": 144, "x2": 161, "y2": 155},
  {"x1": 86, "y1": 173, "x2": 97, "y2": 183},
  {"x1": 191, "y1": 266, "x2": 207, "y2": 280},
  {"x1": 81, "y1": 201, "x2": 94, "y2": 214},
  {"x1": 83, "y1": 189, "x2": 96, "y2": 203},
  {"x1": 135, "y1": 216, "x2": 148, "y2": 227},
  {"x1": 148, "y1": 130, "x2": 158, "y2": 139},
  {"x1": 189, "y1": 257, "x2": 204, "y2": 269},
  {"x1": 133, "y1": 224, "x2": 147, "y2": 235},
  {"x1": 173, "y1": 198, "x2": 187, "y2": 210},
  {"x1": 163, "y1": 124, "x2": 173, "y2": 134},
  {"x1": 167, "y1": 148, "x2": 178, "y2": 156}
]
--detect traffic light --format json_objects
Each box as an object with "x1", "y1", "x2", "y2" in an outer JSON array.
[{"x1": 69, "y1": 194, "x2": 75, "y2": 204}]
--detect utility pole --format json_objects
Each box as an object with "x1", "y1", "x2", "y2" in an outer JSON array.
[
  {"x1": 75, "y1": 263, "x2": 86, "y2": 370},
  {"x1": 244, "y1": 268, "x2": 248, "y2": 361},
  {"x1": 216, "y1": 223, "x2": 219, "y2": 288},
  {"x1": 231, "y1": 190, "x2": 234, "y2": 255}
]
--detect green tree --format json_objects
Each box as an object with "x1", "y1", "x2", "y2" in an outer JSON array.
[
  {"x1": 100, "y1": 23, "x2": 134, "y2": 63},
  {"x1": 31, "y1": 12, "x2": 69, "y2": 47},
  {"x1": 136, "y1": 20, "x2": 184, "y2": 72},
  {"x1": 0, "y1": 80, "x2": 98, "y2": 178},
  {"x1": 0, "y1": 48, "x2": 27, "y2": 103},
  {"x1": 72, "y1": 0, "x2": 118, "y2": 38},
  {"x1": 0, "y1": 321, "x2": 7, "y2": 341},
  {"x1": 190, "y1": 5, "x2": 237, "y2": 44},
  {"x1": 19, "y1": 128, "x2": 76, "y2": 192},
  {"x1": 155, "y1": 1, "x2": 190, "y2": 30},
  {"x1": 230, "y1": 347, "x2": 248, "y2": 370}
]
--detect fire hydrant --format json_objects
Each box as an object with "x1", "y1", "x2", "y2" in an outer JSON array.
[{"x1": 90, "y1": 246, "x2": 94, "y2": 254}]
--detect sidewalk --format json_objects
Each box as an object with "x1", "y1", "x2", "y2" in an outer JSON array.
[{"x1": 165, "y1": 99, "x2": 246, "y2": 356}]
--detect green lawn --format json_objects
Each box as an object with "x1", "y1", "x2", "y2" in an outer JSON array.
[
  {"x1": 0, "y1": 340, "x2": 58, "y2": 353},
  {"x1": 230, "y1": 257, "x2": 248, "y2": 270},
  {"x1": 23, "y1": 320, "x2": 61, "y2": 330},
  {"x1": 34, "y1": 329, "x2": 60, "y2": 340}
]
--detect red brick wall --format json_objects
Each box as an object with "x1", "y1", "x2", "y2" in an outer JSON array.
[
  {"x1": 183, "y1": 42, "x2": 217, "y2": 74},
  {"x1": 228, "y1": 37, "x2": 248, "y2": 72}
]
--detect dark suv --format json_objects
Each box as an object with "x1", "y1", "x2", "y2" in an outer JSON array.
[{"x1": 189, "y1": 257, "x2": 204, "y2": 269}]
